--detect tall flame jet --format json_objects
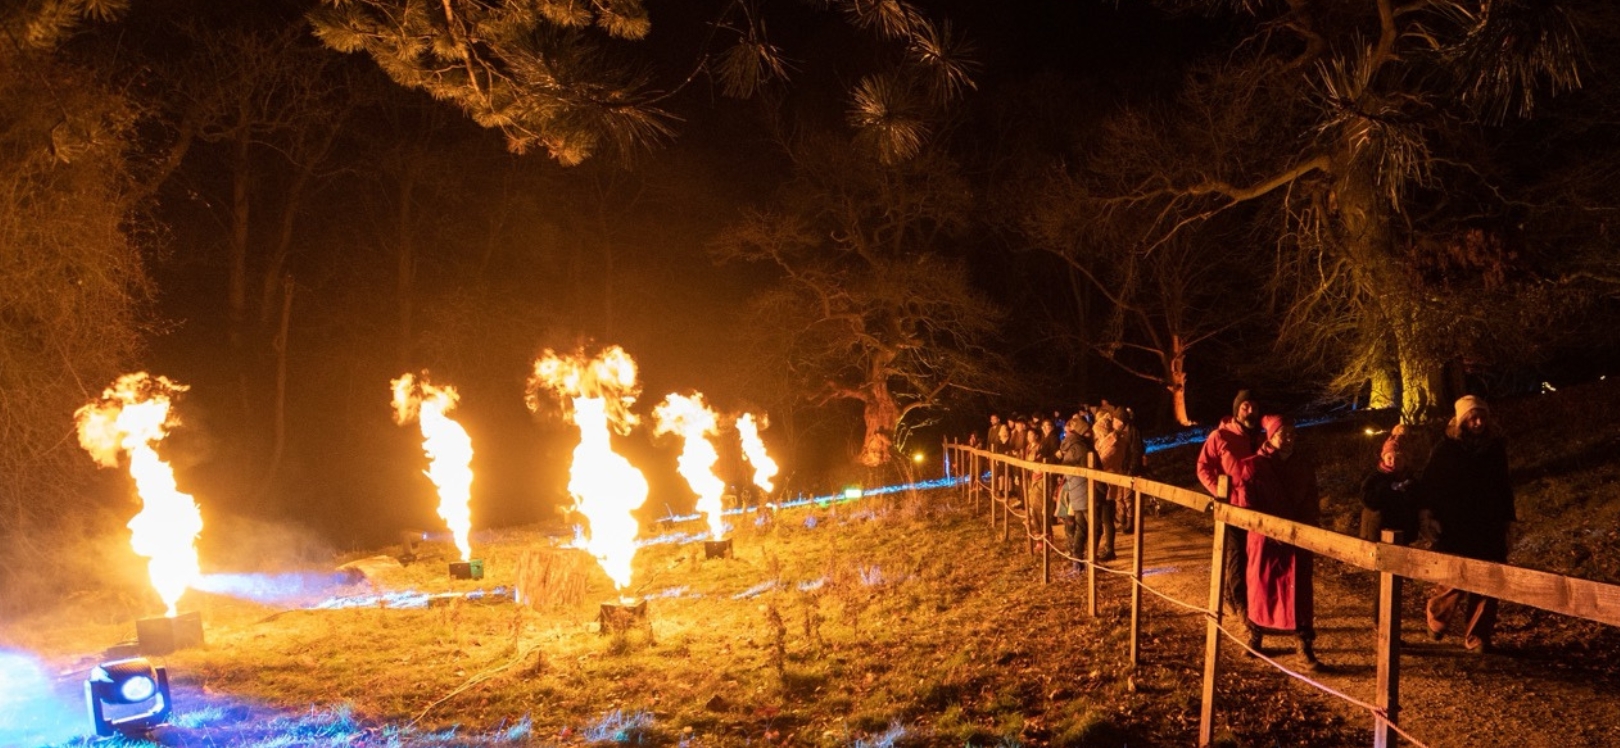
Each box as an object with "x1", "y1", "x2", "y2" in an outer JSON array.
[
  {"x1": 391, "y1": 373, "x2": 475, "y2": 562},
  {"x1": 736, "y1": 413, "x2": 779, "y2": 495},
  {"x1": 74, "y1": 373, "x2": 202, "y2": 618},
  {"x1": 653, "y1": 393, "x2": 726, "y2": 540},
  {"x1": 526, "y1": 347, "x2": 648, "y2": 594}
]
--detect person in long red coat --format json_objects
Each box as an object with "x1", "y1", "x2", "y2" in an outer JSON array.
[{"x1": 1226, "y1": 414, "x2": 1322, "y2": 670}]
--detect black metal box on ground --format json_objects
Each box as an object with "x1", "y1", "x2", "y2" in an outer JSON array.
[
  {"x1": 704, "y1": 539, "x2": 733, "y2": 559},
  {"x1": 449, "y1": 559, "x2": 484, "y2": 580},
  {"x1": 136, "y1": 611, "x2": 203, "y2": 656}
]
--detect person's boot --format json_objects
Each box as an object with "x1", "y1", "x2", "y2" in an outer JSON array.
[{"x1": 1300, "y1": 637, "x2": 1321, "y2": 672}]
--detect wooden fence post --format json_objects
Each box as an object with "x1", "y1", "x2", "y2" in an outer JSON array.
[
  {"x1": 1198, "y1": 475, "x2": 1232, "y2": 747},
  {"x1": 1375, "y1": 529, "x2": 1404, "y2": 748},
  {"x1": 1087, "y1": 453, "x2": 1098, "y2": 618},
  {"x1": 1042, "y1": 471, "x2": 1051, "y2": 585},
  {"x1": 991, "y1": 459, "x2": 1004, "y2": 540},
  {"x1": 1129, "y1": 482, "x2": 1144, "y2": 668},
  {"x1": 974, "y1": 450, "x2": 983, "y2": 513}
]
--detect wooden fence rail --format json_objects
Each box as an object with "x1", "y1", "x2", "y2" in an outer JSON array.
[{"x1": 943, "y1": 442, "x2": 1620, "y2": 748}]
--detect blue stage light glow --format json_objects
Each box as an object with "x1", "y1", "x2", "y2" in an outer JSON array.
[
  {"x1": 582, "y1": 709, "x2": 654, "y2": 743},
  {"x1": 0, "y1": 649, "x2": 84, "y2": 746},
  {"x1": 193, "y1": 572, "x2": 362, "y2": 606}
]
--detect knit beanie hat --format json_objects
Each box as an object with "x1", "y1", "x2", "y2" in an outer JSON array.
[
  {"x1": 1380, "y1": 435, "x2": 1403, "y2": 462},
  {"x1": 1233, "y1": 389, "x2": 1254, "y2": 418},
  {"x1": 1454, "y1": 395, "x2": 1488, "y2": 422},
  {"x1": 1261, "y1": 414, "x2": 1289, "y2": 440}
]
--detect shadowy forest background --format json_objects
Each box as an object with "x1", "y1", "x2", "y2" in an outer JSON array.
[{"x1": 3, "y1": 0, "x2": 1618, "y2": 616}]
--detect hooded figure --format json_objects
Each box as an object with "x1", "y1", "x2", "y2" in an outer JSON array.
[
  {"x1": 1418, "y1": 395, "x2": 1515, "y2": 653},
  {"x1": 1226, "y1": 414, "x2": 1321, "y2": 669},
  {"x1": 1359, "y1": 424, "x2": 1416, "y2": 544}
]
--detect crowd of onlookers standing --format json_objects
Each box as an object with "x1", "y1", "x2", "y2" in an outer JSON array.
[
  {"x1": 967, "y1": 404, "x2": 1146, "y2": 563},
  {"x1": 969, "y1": 389, "x2": 1518, "y2": 673}
]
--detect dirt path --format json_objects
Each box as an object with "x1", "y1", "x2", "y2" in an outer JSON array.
[{"x1": 1091, "y1": 506, "x2": 1620, "y2": 747}]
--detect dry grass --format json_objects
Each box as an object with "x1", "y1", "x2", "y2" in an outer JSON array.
[{"x1": 4, "y1": 488, "x2": 1362, "y2": 747}]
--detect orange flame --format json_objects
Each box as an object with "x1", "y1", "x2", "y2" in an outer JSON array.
[
  {"x1": 737, "y1": 413, "x2": 779, "y2": 494},
  {"x1": 526, "y1": 347, "x2": 648, "y2": 592},
  {"x1": 391, "y1": 373, "x2": 475, "y2": 562},
  {"x1": 653, "y1": 393, "x2": 726, "y2": 540},
  {"x1": 73, "y1": 373, "x2": 202, "y2": 618}
]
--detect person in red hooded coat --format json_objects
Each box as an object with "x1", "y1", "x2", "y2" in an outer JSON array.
[{"x1": 1226, "y1": 414, "x2": 1322, "y2": 670}]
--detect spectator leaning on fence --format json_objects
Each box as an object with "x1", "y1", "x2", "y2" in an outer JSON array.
[
  {"x1": 1197, "y1": 389, "x2": 1265, "y2": 619},
  {"x1": 1106, "y1": 406, "x2": 1146, "y2": 532},
  {"x1": 1226, "y1": 414, "x2": 1323, "y2": 671},
  {"x1": 1091, "y1": 409, "x2": 1121, "y2": 561},
  {"x1": 1056, "y1": 414, "x2": 1095, "y2": 565},
  {"x1": 1418, "y1": 394, "x2": 1517, "y2": 654}
]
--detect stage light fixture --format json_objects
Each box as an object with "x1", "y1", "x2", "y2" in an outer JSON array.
[
  {"x1": 843, "y1": 486, "x2": 863, "y2": 500},
  {"x1": 86, "y1": 657, "x2": 171, "y2": 737}
]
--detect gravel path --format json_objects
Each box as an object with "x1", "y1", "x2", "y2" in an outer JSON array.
[{"x1": 1080, "y1": 505, "x2": 1620, "y2": 748}]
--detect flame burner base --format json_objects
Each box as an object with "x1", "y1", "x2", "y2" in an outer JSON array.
[
  {"x1": 136, "y1": 611, "x2": 204, "y2": 656},
  {"x1": 597, "y1": 599, "x2": 649, "y2": 635},
  {"x1": 704, "y1": 539, "x2": 734, "y2": 560},
  {"x1": 449, "y1": 559, "x2": 485, "y2": 580}
]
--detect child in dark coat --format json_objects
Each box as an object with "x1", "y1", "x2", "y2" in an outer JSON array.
[{"x1": 1359, "y1": 425, "x2": 1418, "y2": 544}]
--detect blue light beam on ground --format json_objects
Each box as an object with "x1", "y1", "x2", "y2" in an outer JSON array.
[
  {"x1": 193, "y1": 572, "x2": 361, "y2": 606},
  {"x1": 0, "y1": 649, "x2": 83, "y2": 747}
]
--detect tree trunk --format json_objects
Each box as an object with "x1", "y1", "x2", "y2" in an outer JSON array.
[
  {"x1": 395, "y1": 173, "x2": 417, "y2": 370},
  {"x1": 260, "y1": 274, "x2": 294, "y2": 499},
  {"x1": 1334, "y1": 156, "x2": 1442, "y2": 424},
  {"x1": 1167, "y1": 334, "x2": 1192, "y2": 427},
  {"x1": 858, "y1": 355, "x2": 900, "y2": 467},
  {"x1": 1369, "y1": 368, "x2": 1399, "y2": 410},
  {"x1": 859, "y1": 388, "x2": 899, "y2": 467},
  {"x1": 228, "y1": 125, "x2": 252, "y2": 355}
]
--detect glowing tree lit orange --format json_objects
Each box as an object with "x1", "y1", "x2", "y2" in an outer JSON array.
[
  {"x1": 526, "y1": 346, "x2": 648, "y2": 594},
  {"x1": 391, "y1": 373, "x2": 476, "y2": 562},
  {"x1": 74, "y1": 373, "x2": 202, "y2": 618},
  {"x1": 737, "y1": 413, "x2": 779, "y2": 495},
  {"x1": 653, "y1": 393, "x2": 726, "y2": 540}
]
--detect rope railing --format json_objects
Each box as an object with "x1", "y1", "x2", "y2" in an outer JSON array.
[{"x1": 939, "y1": 443, "x2": 1620, "y2": 748}]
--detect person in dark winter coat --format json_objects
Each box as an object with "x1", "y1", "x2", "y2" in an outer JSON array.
[
  {"x1": 1197, "y1": 390, "x2": 1265, "y2": 618},
  {"x1": 1360, "y1": 425, "x2": 1418, "y2": 544},
  {"x1": 1418, "y1": 395, "x2": 1516, "y2": 653},
  {"x1": 1056, "y1": 415, "x2": 1095, "y2": 563},
  {"x1": 1106, "y1": 406, "x2": 1146, "y2": 531},
  {"x1": 1226, "y1": 414, "x2": 1322, "y2": 670}
]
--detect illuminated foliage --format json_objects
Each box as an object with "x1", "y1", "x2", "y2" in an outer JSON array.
[
  {"x1": 0, "y1": 6, "x2": 151, "y2": 613},
  {"x1": 1090, "y1": 0, "x2": 1593, "y2": 420},
  {"x1": 310, "y1": 0, "x2": 974, "y2": 165}
]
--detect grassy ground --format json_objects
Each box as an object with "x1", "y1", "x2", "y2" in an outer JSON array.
[{"x1": 3, "y1": 486, "x2": 1367, "y2": 748}]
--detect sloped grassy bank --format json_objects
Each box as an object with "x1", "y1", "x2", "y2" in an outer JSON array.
[{"x1": 19, "y1": 486, "x2": 1360, "y2": 747}]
